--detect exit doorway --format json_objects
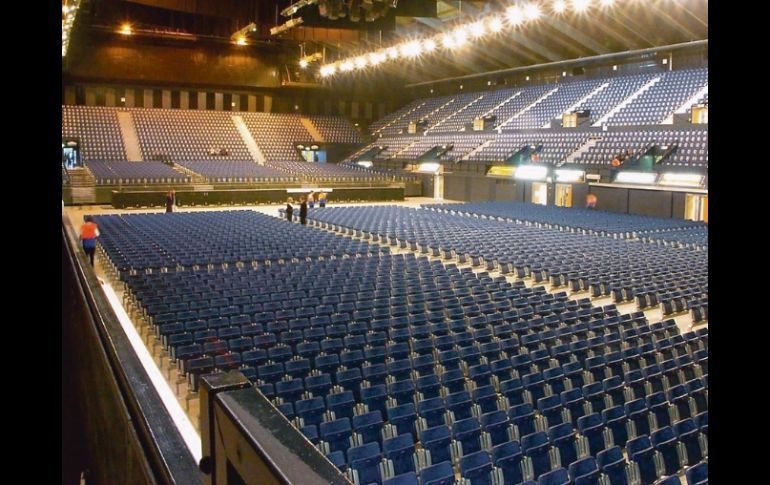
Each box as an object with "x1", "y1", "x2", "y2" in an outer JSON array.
[
  {"x1": 555, "y1": 184, "x2": 573, "y2": 207},
  {"x1": 531, "y1": 182, "x2": 548, "y2": 205},
  {"x1": 685, "y1": 194, "x2": 708, "y2": 222}
]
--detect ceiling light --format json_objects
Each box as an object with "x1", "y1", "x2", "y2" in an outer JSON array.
[
  {"x1": 600, "y1": 0, "x2": 614, "y2": 5},
  {"x1": 354, "y1": 56, "x2": 368, "y2": 69},
  {"x1": 369, "y1": 52, "x2": 385, "y2": 65},
  {"x1": 506, "y1": 6, "x2": 525, "y2": 26},
  {"x1": 340, "y1": 60, "x2": 355, "y2": 71},
  {"x1": 386, "y1": 46, "x2": 400, "y2": 59},
  {"x1": 401, "y1": 41, "x2": 422, "y2": 57},
  {"x1": 470, "y1": 21, "x2": 486, "y2": 38},
  {"x1": 488, "y1": 17, "x2": 504, "y2": 33},
  {"x1": 524, "y1": 4, "x2": 542, "y2": 20},
  {"x1": 553, "y1": 0, "x2": 567, "y2": 13},
  {"x1": 299, "y1": 59, "x2": 309, "y2": 68},
  {"x1": 120, "y1": 23, "x2": 133, "y2": 36},
  {"x1": 424, "y1": 38, "x2": 437, "y2": 52},
  {"x1": 453, "y1": 27, "x2": 468, "y2": 46},
  {"x1": 442, "y1": 32, "x2": 456, "y2": 49},
  {"x1": 572, "y1": 0, "x2": 591, "y2": 13}
]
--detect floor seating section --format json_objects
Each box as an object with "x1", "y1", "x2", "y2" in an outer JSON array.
[
  {"x1": 306, "y1": 206, "x2": 708, "y2": 317},
  {"x1": 94, "y1": 207, "x2": 707, "y2": 485}
]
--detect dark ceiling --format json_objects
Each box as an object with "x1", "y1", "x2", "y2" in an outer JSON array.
[{"x1": 71, "y1": 0, "x2": 708, "y2": 84}]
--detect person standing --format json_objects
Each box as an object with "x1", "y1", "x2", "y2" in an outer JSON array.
[
  {"x1": 318, "y1": 191, "x2": 327, "y2": 208},
  {"x1": 299, "y1": 196, "x2": 308, "y2": 225},
  {"x1": 165, "y1": 190, "x2": 175, "y2": 213},
  {"x1": 286, "y1": 197, "x2": 294, "y2": 222},
  {"x1": 80, "y1": 215, "x2": 100, "y2": 267},
  {"x1": 307, "y1": 191, "x2": 316, "y2": 209}
]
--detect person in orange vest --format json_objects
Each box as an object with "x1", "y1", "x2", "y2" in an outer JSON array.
[
  {"x1": 80, "y1": 215, "x2": 100, "y2": 267},
  {"x1": 586, "y1": 194, "x2": 597, "y2": 210}
]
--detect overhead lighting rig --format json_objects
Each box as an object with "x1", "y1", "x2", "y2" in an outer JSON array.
[
  {"x1": 62, "y1": 0, "x2": 81, "y2": 57},
  {"x1": 270, "y1": 17, "x2": 304, "y2": 36},
  {"x1": 231, "y1": 22, "x2": 258, "y2": 45},
  {"x1": 282, "y1": 0, "x2": 319, "y2": 17}
]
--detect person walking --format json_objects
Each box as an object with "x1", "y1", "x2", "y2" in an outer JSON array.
[
  {"x1": 585, "y1": 193, "x2": 597, "y2": 210},
  {"x1": 299, "y1": 196, "x2": 308, "y2": 225},
  {"x1": 318, "y1": 191, "x2": 327, "y2": 208},
  {"x1": 307, "y1": 191, "x2": 316, "y2": 209},
  {"x1": 80, "y1": 215, "x2": 100, "y2": 267}
]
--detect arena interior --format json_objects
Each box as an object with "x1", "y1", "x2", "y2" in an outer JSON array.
[{"x1": 61, "y1": 1, "x2": 708, "y2": 484}]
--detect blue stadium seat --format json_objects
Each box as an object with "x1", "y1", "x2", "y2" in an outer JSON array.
[
  {"x1": 383, "y1": 434, "x2": 417, "y2": 475},
  {"x1": 460, "y1": 450, "x2": 494, "y2": 485},
  {"x1": 650, "y1": 427, "x2": 684, "y2": 476},
  {"x1": 383, "y1": 472, "x2": 418, "y2": 485},
  {"x1": 521, "y1": 431, "x2": 556, "y2": 479},
  {"x1": 568, "y1": 457, "x2": 601, "y2": 485},
  {"x1": 347, "y1": 441, "x2": 383, "y2": 485},
  {"x1": 626, "y1": 435, "x2": 661, "y2": 485},
  {"x1": 685, "y1": 462, "x2": 707, "y2": 485},
  {"x1": 537, "y1": 468, "x2": 569, "y2": 485},
  {"x1": 320, "y1": 418, "x2": 353, "y2": 454},
  {"x1": 419, "y1": 461, "x2": 455, "y2": 485}
]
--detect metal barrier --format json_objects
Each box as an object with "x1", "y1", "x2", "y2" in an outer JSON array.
[{"x1": 199, "y1": 373, "x2": 350, "y2": 485}]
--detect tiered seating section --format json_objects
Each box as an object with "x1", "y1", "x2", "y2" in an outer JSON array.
[
  {"x1": 358, "y1": 68, "x2": 707, "y2": 170},
  {"x1": 575, "y1": 130, "x2": 708, "y2": 168},
  {"x1": 176, "y1": 160, "x2": 295, "y2": 183},
  {"x1": 604, "y1": 70, "x2": 709, "y2": 126},
  {"x1": 85, "y1": 160, "x2": 190, "y2": 184},
  {"x1": 310, "y1": 116, "x2": 364, "y2": 144},
  {"x1": 361, "y1": 127, "x2": 707, "y2": 169},
  {"x1": 132, "y1": 108, "x2": 252, "y2": 161},
  {"x1": 241, "y1": 113, "x2": 313, "y2": 162},
  {"x1": 96, "y1": 207, "x2": 707, "y2": 485},
  {"x1": 372, "y1": 69, "x2": 706, "y2": 136},
  {"x1": 268, "y1": 161, "x2": 399, "y2": 183},
  {"x1": 62, "y1": 105, "x2": 127, "y2": 160}
]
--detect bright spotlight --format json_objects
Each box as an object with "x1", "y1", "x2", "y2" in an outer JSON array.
[
  {"x1": 453, "y1": 26, "x2": 468, "y2": 46},
  {"x1": 424, "y1": 38, "x2": 437, "y2": 52},
  {"x1": 506, "y1": 6, "x2": 525, "y2": 26},
  {"x1": 299, "y1": 59, "x2": 309, "y2": 68},
  {"x1": 524, "y1": 4, "x2": 542, "y2": 20},
  {"x1": 553, "y1": 0, "x2": 567, "y2": 13},
  {"x1": 320, "y1": 65, "x2": 336, "y2": 77},
  {"x1": 354, "y1": 57, "x2": 368, "y2": 69},
  {"x1": 572, "y1": 0, "x2": 591, "y2": 12},
  {"x1": 386, "y1": 46, "x2": 400, "y2": 59},
  {"x1": 470, "y1": 21, "x2": 486, "y2": 38},
  {"x1": 120, "y1": 23, "x2": 133, "y2": 36},
  {"x1": 369, "y1": 52, "x2": 385, "y2": 65},
  {"x1": 340, "y1": 60, "x2": 355, "y2": 71},
  {"x1": 600, "y1": 0, "x2": 614, "y2": 5},
  {"x1": 442, "y1": 32, "x2": 456, "y2": 49},
  {"x1": 401, "y1": 40, "x2": 422, "y2": 57},
  {"x1": 488, "y1": 17, "x2": 504, "y2": 33}
]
